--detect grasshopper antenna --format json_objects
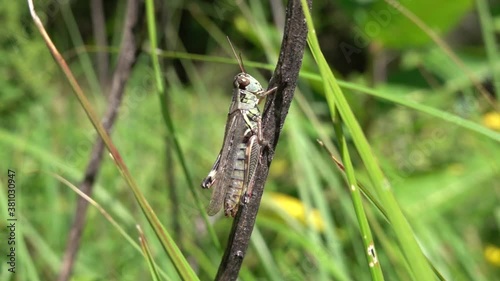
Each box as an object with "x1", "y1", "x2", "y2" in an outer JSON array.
[{"x1": 227, "y1": 36, "x2": 246, "y2": 73}]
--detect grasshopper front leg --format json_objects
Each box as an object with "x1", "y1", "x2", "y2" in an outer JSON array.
[
  {"x1": 257, "y1": 86, "x2": 277, "y2": 100},
  {"x1": 252, "y1": 85, "x2": 277, "y2": 150}
]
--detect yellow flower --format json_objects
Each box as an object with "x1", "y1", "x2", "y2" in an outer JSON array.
[
  {"x1": 482, "y1": 112, "x2": 500, "y2": 131},
  {"x1": 484, "y1": 244, "x2": 500, "y2": 267},
  {"x1": 267, "y1": 192, "x2": 325, "y2": 232}
]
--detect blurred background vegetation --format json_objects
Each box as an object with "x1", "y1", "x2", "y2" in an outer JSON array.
[{"x1": 1, "y1": 0, "x2": 499, "y2": 280}]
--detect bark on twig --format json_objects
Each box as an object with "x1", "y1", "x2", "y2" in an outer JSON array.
[
  {"x1": 57, "y1": 1, "x2": 144, "y2": 280},
  {"x1": 215, "y1": 0, "x2": 311, "y2": 279}
]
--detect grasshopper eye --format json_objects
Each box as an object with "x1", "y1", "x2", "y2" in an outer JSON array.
[{"x1": 237, "y1": 76, "x2": 250, "y2": 89}]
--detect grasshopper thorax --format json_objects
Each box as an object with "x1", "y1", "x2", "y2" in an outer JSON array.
[{"x1": 234, "y1": 73, "x2": 264, "y2": 97}]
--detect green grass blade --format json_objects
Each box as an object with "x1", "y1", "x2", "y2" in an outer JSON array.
[
  {"x1": 28, "y1": 1, "x2": 198, "y2": 279},
  {"x1": 337, "y1": 81, "x2": 500, "y2": 142},
  {"x1": 138, "y1": 226, "x2": 162, "y2": 281},
  {"x1": 139, "y1": 49, "x2": 500, "y2": 142},
  {"x1": 300, "y1": 0, "x2": 435, "y2": 279},
  {"x1": 144, "y1": 0, "x2": 220, "y2": 251}
]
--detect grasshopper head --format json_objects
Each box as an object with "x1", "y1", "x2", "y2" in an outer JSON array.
[{"x1": 234, "y1": 73, "x2": 264, "y2": 96}]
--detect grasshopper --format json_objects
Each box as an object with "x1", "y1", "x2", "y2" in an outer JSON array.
[{"x1": 201, "y1": 38, "x2": 276, "y2": 217}]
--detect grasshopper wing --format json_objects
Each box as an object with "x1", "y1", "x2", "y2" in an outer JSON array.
[{"x1": 205, "y1": 108, "x2": 247, "y2": 216}]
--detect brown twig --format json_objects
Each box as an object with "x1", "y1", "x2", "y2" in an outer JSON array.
[
  {"x1": 57, "y1": 1, "x2": 144, "y2": 281},
  {"x1": 214, "y1": 0, "x2": 311, "y2": 279}
]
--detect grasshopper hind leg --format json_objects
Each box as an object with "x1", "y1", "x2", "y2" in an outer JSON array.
[{"x1": 242, "y1": 134, "x2": 261, "y2": 204}]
